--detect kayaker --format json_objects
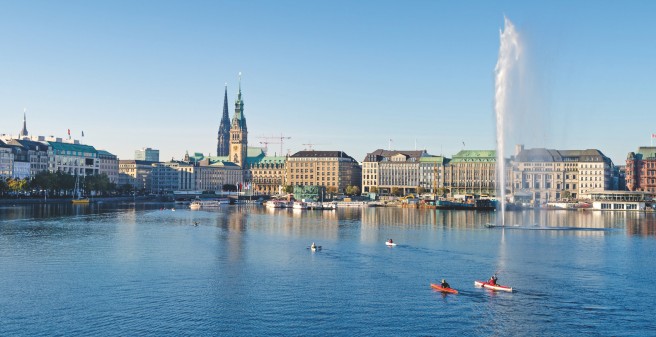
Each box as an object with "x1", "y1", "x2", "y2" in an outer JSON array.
[
  {"x1": 388, "y1": 239, "x2": 393, "y2": 244},
  {"x1": 311, "y1": 242, "x2": 316, "y2": 249},
  {"x1": 441, "y1": 279, "x2": 450, "y2": 288},
  {"x1": 488, "y1": 275, "x2": 498, "y2": 285}
]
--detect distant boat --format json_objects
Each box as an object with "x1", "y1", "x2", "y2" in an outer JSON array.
[
  {"x1": 189, "y1": 199, "x2": 226, "y2": 209},
  {"x1": 292, "y1": 201, "x2": 308, "y2": 210},
  {"x1": 71, "y1": 175, "x2": 90, "y2": 204}
]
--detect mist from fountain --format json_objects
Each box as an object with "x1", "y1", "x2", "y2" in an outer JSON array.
[{"x1": 495, "y1": 17, "x2": 521, "y2": 226}]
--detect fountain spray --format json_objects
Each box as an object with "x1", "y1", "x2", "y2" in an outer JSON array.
[{"x1": 495, "y1": 17, "x2": 521, "y2": 226}]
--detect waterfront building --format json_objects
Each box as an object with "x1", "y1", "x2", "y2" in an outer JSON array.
[
  {"x1": 626, "y1": 147, "x2": 656, "y2": 193},
  {"x1": 217, "y1": 85, "x2": 231, "y2": 156},
  {"x1": 511, "y1": 146, "x2": 614, "y2": 203},
  {"x1": 195, "y1": 157, "x2": 242, "y2": 191},
  {"x1": 444, "y1": 150, "x2": 497, "y2": 197},
  {"x1": 286, "y1": 150, "x2": 361, "y2": 194},
  {"x1": 118, "y1": 160, "x2": 156, "y2": 191},
  {"x1": 0, "y1": 141, "x2": 14, "y2": 178},
  {"x1": 362, "y1": 149, "x2": 429, "y2": 196},
  {"x1": 134, "y1": 147, "x2": 160, "y2": 162},
  {"x1": 250, "y1": 156, "x2": 286, "y2": 195},
  {"x1": 97, "y1": 150, "x2": 119, "y2": 184},
  {"x1": 150, "y1": 161, "x2": 187, "y2": 193},
  {"x1": 3, "y1": 139, "x2": 50, "y2": 178},
  {"x1": 419, "y1": 155, "x2": 450, "y2": 196},
  {"x1": 589, "y1": 191, "x2": 652, "y2": 211},
  {"x1": 48, "y1": 142, "x2": 98, "y2": 177}
]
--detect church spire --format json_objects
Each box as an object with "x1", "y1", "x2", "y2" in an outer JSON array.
[
  {"x1": 217, "y1": 83, "x2": 231, "y2": 156},
  {"x1": 19, "y1": 109, "x2": 28, "y2": 138}
]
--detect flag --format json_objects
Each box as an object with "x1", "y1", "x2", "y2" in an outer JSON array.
[
  {"x1": 67, "y1": 129, "x2": 70, "y2": 136},
  {"x1": 82, "y1": 131, "x2": 85, "y2": 137},
  {"x1": 652, "y1": 133, "x2": 656, "y2": 139}
]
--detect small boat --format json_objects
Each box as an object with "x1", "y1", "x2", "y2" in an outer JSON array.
[
  {"x1": 430, "y1": 283, "x2": 459, "y2": 294},
  {"x1": 309, "y1": 245, "x2": 322, "y2": 251},
  {"x1": 474, "y1": 280, "x2": 513, "y2": 292},
  {"x1": 292, "y1": 201, "x2": 308, "y2": 209},
  {"x1": 385, "y1": 241, "x2": 397, "y2": 246},
  {"x1": 189, "y1": 201, "x2": 201, "y2": 210}
]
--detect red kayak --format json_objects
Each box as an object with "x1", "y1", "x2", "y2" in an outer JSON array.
[
  {"x1": 474, "y1": 280, "x2": 513, "y2": 292},
  {"x1": 430, "y1": 283, "x2": 459, "y2": 294}
]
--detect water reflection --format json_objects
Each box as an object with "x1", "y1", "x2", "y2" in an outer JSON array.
[{"x1": 625, "y1": 214, "x2": 656, "y2": 236}]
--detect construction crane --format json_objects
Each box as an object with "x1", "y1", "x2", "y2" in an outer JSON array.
[
  {"x1": 258, "y1": 141, "x2": 278, "y2": 155},
  {"x1": 256, "y1": 133, "x2": 291, "y2": 156},
  {"x1": 302, "y1": 143, "x2": 327, "y2": 151}
]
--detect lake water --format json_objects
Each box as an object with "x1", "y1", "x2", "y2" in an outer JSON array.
[{"x1": 1, "y1": 203, "x2": 655, "y2": 336}]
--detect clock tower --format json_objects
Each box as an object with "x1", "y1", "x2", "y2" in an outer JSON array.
[{"x1": 229, "y1": 73, "x2": 248, "y2": 168}]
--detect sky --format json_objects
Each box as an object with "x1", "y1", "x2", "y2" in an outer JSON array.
[{"x1": 1, "y1": 0, "x2": 655, "y2": 165}]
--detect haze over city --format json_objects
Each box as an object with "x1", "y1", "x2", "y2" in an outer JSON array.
[{"x1": 1, "y1": 1, "x2": 655, "y2": 164}]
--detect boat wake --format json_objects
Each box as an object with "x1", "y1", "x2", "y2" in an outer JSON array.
[{"x1": 484, "y1": 224, "x2": 614, "y2": 231}]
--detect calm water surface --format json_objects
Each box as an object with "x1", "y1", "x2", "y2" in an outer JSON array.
[{"x1": 1, "y1": 203, "x2": 655, "y2": 336}]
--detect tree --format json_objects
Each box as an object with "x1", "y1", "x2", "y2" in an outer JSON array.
[
  {"x1": 284, "y1": 185, "x2": 294, "y2": 194},
  {"x1": 562, "y1": 190, "x2": 571, "y2": 200},
  {"x1": 370, "y1": 186, "x2": 378, "y2": 194},
  {"x1": 416, "y1": 186, "x2": 426, "y2": 195},
  {"x1": 0, "y1": 178, "x2": 8, "y2": 196},
  {"x1": 345, "y1": 185, "x2": 360, "y2": 196},
  {"x1": 390, "y1": 187, "x2": 402, "y2": 197},
  {"x1": 7, "y1": 178, "x2": 27, "y2": 194}
]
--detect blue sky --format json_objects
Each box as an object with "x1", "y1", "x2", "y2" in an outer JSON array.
[{"x1": 1, "y1": 0, "x2": 654, "y2": 164}]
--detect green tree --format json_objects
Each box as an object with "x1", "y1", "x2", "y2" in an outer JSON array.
[
  {"x1": 416, "y1": 186, "x2": 426, "y2": 195},
  {"x1": 346, "y1": 185, "x2": 360, "y2": 196},
  {"x1": 0, "y1": 178, "x2": 8, "y2": 196},
  {"x1": 562, "y1": 190, "x2": 571, "y2": 200},
  {"x1": 283, "y1": 185, "x2": 294, "y2": 194},
  {"x1": 369, "y1": 186, "x2": 378, "y2": 194},
  {"x1": 390, "y1": 187, "x2": 402, "y2": 197},
  {"x1": 326, "y1": 186, "x2": 337, "y2": 196}
]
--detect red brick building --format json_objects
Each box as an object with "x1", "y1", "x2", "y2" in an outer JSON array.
[{"x1": 626, "y1": 147, "x2": 656, "y2": 192}]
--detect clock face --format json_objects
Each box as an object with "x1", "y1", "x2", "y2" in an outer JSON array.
[{"x1": 233, "y1": 145, "x2": 238, "y2": 150}]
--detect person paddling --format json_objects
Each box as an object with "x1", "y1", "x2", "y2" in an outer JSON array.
[
  {"x1": 488, "y1": 274, "x2": 498, "y2": 286},
  {"x1": 441, "y1": 279, "x2": 450, "y2": 289},
  {"x1": 311, "y1": 242, "x2": 317, "y2": 249},
  {"x1": 388, "y1": 239, "x2": 393, "y2": 244}
]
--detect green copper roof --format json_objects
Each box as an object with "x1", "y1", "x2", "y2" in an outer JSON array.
[
  {"x1": 48, "y1": 141, "x2": 97, "y2": 153},
  {"x1": 637, "y1": 147, "x2": 656, "y2": 159},
  {"x1": 419, "y1": 156, "x2": 448, "y2": 164},
  {"x1": 450, "y1": 150, "x2": 496, "y2": 163}
]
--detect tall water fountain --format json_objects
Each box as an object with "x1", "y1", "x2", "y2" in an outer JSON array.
[{"x1": 495, "y1": 17, "x2": 521, "y2": 226}]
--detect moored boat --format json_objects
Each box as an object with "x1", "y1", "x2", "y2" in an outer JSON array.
[
  {"x1": 292, "y1": 201, "x2": 308, "y2": 209},
  {"x1": 474, "y1": 280, "x2": 513, "y2": 292},
  {"x1": 430, "y1": 283, "x2": 459, "y2": 294}
]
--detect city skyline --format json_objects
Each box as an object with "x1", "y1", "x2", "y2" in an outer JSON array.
[{"x1": 1, "y1": 1, "x2": 655, "y2": 164}]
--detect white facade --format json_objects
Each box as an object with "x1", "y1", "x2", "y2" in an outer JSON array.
[
  {"x1": 0, "y1": 147, "x2": 12, "y2": 178},
  {"x1": 13, "y1": 161, "x2": 30, "y2": 179}
]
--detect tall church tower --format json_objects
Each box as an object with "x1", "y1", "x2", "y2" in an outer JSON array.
[
  {"x1": 18, "y1": 110, "x2": 28, "y2": 138},
  {"x1": 229, "y1": 73, "x2": 248, "y2": 168},
  {"x1": 217, "y1": 84, "x2": 231, "y2": 156}
]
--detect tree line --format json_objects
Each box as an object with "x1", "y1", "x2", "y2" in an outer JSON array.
[{"x1": 0, "y1": 171, "x2": 124, "y2": 198}]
